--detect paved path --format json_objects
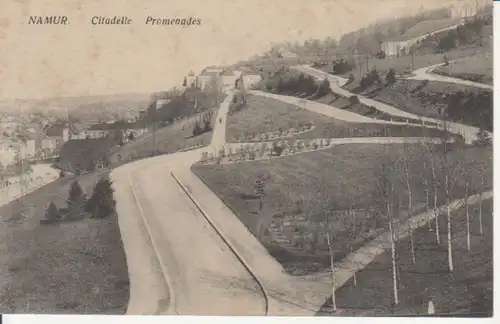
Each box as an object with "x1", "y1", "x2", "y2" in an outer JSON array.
[
  {"x1": 251, "y1": 91, "x2": 409, "y2": 125},
  {"x1": 292, "y1": 65, "x2": 491, "y2": 144}
]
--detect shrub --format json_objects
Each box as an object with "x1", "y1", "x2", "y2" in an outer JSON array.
[
  {"x1": 347, "y1": 74, "x2": 355, "y2": 85},
  {"x1": 317, "y1": 78, "x2": 331, "y2": 97},
  {"x1": 67, "y1": 180, "x2": 86, "y2": 216},
  {"x1": 332, "y1": 58, "x2": 355, "y2": 75},
  {"x1": 42, "y1": 202, "x2": 60, "y2": 224},
  {"x1": 87, "y1": 177, "x2": 116, "y2": 218},
  {"x1": 474, "y1": 129, "x2": 492, "y2": 147},
  {"x1": 386, "y1": 68, "x2": 397, "y2": 85},
  {"x1": 359, "y1": 68, "x2": 381, "y2": 90},
  {"x1": 272, "y1": 143, "x2": 284, "y2": 156},
  {"x1": 376, "y1": 50, "x2": 386, "y2": 59},
  {"x1": 349, "y1": 95, "x2": 360, "y2": 105}
]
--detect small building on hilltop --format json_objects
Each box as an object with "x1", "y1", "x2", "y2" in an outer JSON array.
[{"x1": 381, "y1": 17, "x2": 464, "y2": 58}]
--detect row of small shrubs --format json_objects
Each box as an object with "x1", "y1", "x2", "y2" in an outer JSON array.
[{"x1": 198, "y1": 138, "x2": 338, "y2": 164}]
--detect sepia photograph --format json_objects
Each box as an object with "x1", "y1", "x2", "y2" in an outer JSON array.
[{"x1": 0, "y1": 0, "x2": 494, "y2": 319}]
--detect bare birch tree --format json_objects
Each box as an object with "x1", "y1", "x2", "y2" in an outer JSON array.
[
  {"x1": 371, "y1": 147, "x2": 399, "y2": 308},
  {"x1": 477, "y1": 162, "x2": 487, "y2": 236},
  {"x1": 320, "y1": 169, "x2": 337, "y2": 312},
  {"x1": 422, "y1": 159, "x2": 432, "y2": 231},
  {"x1": 440, "y1": 123, "x2": 453, "y2": 272},
  {"x1": 398, "y1": 140, "x2": 416, "y2": 264},
  {"x1": 465, "y1": 178, "x2": 471, "y2": 251},
  {"x1": 422, "y1": 140, "x2": 440, "y2": 243},
  {"x1": 380, "y1": 161, "x2": 399, "y2": 307}
]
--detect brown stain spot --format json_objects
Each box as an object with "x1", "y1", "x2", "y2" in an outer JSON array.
[{"x1": 0, "y1": 18, "x2": 10, "y2": 28}]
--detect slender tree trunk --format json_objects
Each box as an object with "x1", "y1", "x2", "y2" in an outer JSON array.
[
  {"x1": 388, "y1": 201, "x2": 399, "y2": 306},
  {"x1": 444, "y1": 139, "x2": 453, "y2": 273},
  {"x1": 326, "y1": 231, "x2": 337, "y2": 312},
  {"x1": 465, "y1": 181, "x2": 471, "y2": 251},
  {"x1": 350, "y1": 245, "x2": 357, "y2": 286},
  {"x1": 479, "y1": 172, "x2": 484, "y2": 235},
  {"x1": 429, "y1": 151, "x2": 440, "y2": 243},
  {"x1": 321, "y1": 173, "x2": 336, "y2": 312},
  {"x1": 404, "y1": 159, "x2": 416, "y2": 264},
  {"x1": 424, "y1": 169, "x2": 431, "y2": 230}
]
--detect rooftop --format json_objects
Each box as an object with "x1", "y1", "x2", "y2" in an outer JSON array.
[
  {"x1": 199, "y1": 70, "x2": 221, "y2": 78},
  {"x1": 88, "y1": 121, "x2": 146, "y2": 131}
]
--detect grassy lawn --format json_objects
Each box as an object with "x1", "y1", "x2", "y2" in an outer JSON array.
[
  {"x1": 317, "y1": 199, "x2": 493, "y2": 317},
  {"x1": 108, "y1": 109, "x2": 216, "y2": 166},
  {"x1": 192, "y1": 144, "x2": 492, "y2": 276},
  {"x1": 315, "y1": 93, "x2": 439, "y2": 126},
  {"x1": 434, "y1": 54, "x2": 493, "y2": 85},
  {"x1": 226, "y1": 94, "x2": 448, "y2": 143},
  {"x1": 0, "y1": 170, "x2": 129, "y2": 314}
]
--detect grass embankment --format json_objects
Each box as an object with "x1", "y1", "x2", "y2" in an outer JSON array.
[
  {"x1": 433, "y1": 54, "x2": 493, "y2": 85},
  {"x1": 192, "y1": 144, "x2": 492, "y2": 276},
  {"x1": 317, "y1": 199, "x2": 493, "y2": 317},
  {"x1": 226, "y1": 94, "x2": 448, "y2": 143},
  {"x1": 370, "y1": 79, "x2": 492, "y2": 131},
  {"x1": 0, "y1": 171, "x2": 129, "y2": 314},
  {"x1": 109, "y1": 110, "x2": 217, "y2": 166}
]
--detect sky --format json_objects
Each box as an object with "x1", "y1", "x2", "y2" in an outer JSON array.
[{"x1": 0, "y1": 0, "x2": 472, "y2": 100}]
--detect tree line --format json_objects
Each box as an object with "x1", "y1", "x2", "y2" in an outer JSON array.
[{"x1": 41, "y1": 177, "x2": 116, "y2": 224}]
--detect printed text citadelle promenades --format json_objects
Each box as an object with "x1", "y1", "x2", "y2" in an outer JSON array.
[{"x1": 27, "y1": 15, "x2": 202, "y2": 26}]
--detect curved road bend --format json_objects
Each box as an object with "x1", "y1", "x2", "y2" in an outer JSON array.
[
  {"x1": 292, "y1": 65, "x2": 490, "y2": 143},
  {"x1": 127, "y1": 154, "x2": 267, "y2": 315},
  {"x1": 408, "y1": 61, "x2": 493, "y2": 90},
  {"x1": 113, "y1": 92, "x2": 267, "y2": 315}
]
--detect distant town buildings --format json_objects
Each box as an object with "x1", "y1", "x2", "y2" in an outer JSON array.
[{"x1": 86, "y1": 120, "x2": 148, "y2": 141}]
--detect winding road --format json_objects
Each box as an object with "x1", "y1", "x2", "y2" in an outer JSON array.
[
  {"x1": 112, "y1": 65, "x2": 493, "y2": 315},
  {"x1": 406, "y1": 57, "x2": 493, "y2": 90},
  {"x1": 292, "y1": 64, "x2": 492, "y2": 144}
]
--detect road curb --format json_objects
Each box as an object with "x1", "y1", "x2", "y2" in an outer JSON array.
[
  {"x1": 110, "y1": 165, "x2": 175, "y2": 315},
  {"x1": 126, "y1": 169, "x2": 177, "y2": 315},
  {"x1": 170, "y1": 171, "x2": 269, "y2": 316}
]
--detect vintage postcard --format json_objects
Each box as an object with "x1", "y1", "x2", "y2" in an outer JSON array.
[{"x1": 0, "y1": 0, "x2": 493, "y2": 318}]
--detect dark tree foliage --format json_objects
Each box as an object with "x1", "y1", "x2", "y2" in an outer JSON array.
[
  {"x1": 386, "y1": 68, "x2": 397, "y2": 85},
  {"x1": 332, "y1": 58, "x2": 355, "y2": 75},
  {"x1": 359, "y1": 69, "x2": 381, "y2": 90},
  {"x1": 45, "y1": 202, "x2": 60, "y2": 221},
  {"x1": 446, "y1": 91, "x2": 492, "y2": 131},
  {"x1": 68, "y1": 180, "x2": 85, "y2": 206},
  {"x1": 87, "y1": 178, "x2": 116, "y2": 218}
]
